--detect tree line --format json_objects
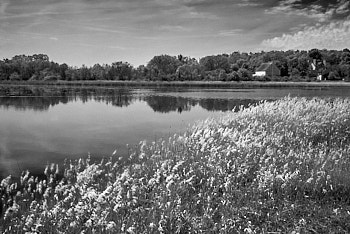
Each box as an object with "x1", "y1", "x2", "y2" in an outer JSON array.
[{"x1": 1, "y1": 49, "x2": 350, "y2": 82}]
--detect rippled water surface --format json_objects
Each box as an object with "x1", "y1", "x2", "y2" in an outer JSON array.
[{"x1": 0, "y1": 84, "x2": 349, "y2": 178}]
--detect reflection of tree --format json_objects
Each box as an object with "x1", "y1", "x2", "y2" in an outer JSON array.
[
  {"x1": 0, "y1": 85, "x2": 265, "y2": 113},
  {"x1": 145, "y1": 95, "x2": 196, "y2": 113},
  {"x1": 199, "y1": 99, "x2": 261, "y2": 112},
  {"x1": 0, "y1": 86, "x2": 135, "y2": 111},
  {"x1": 0, "y1": 97, "x2": 65, "y2": 111},
  {"x1": 83, "y1": 89, "x2": 134, "y2": 107}
]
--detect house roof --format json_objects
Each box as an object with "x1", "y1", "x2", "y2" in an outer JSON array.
[{"x1": 256, "y1": 63, "x2": 274, "y2": 72}]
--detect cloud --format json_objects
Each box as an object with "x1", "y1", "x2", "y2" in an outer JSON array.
[
  {"x1": 83, "y1": 26, "x2": 125, "y2": 34},
  {"x1": 237, "y1": 0, "x2": 261, "y2": 7},
  {"x1": 73, "y1": 42, "x2": 128, "y2": 50},
  {"x1": 184, "y1": 10, "x2": 219, "y2": 19},
  {"x1": 335, "y1": 0, "x2": 350, "y2": 14},
  {"x1": 266, "y1": 0, "x2": 350, "y2": 22},
  {"x1": 159, "y1": 25, "x2": 190, "y2": 32},
  {"x1": 261, "y1": 18, "x2": 350, "y2": 50},
  {"x1": 218, "y1": 29, "x2": 243, "y2": 36},
  {"x1": 0, "y1": 0, "x2": 9, "y2": 14}
]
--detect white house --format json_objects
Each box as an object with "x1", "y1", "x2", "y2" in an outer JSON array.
[
  {"x1": 253, "y1": 62, "x2": 281, "y2": 77},
  {"x1": 254, "y1": 71, "x2": 267, "y2": 77}
]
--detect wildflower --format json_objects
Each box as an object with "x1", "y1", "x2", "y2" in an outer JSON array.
[
  {"x1": 85, "y1": 219, "x2": 93, "y2": 228},
  {"x1": 244, "y1": 227, "x2": 253, "y2": 234},
  {"x1": 149, "y1": 222, "x2": 156, "y2": 229},
  {"x1": 106, "y1": 221, "x2": 117, "y2": 231},
  {"x1": 148, "y1": 178, "x2": 157, "y2": 186},
  {"x1": 24, "y1": 214, "x2": 35, "y2": 231},
  {"x1": 306, "y1": 177, "x2": 313, "y2": 183},
  {"x1": 298, "y1": 218, "x2": 306, "y2": 226},
  {"x1": 127, "y1": 226, "x2": 136, "y2": 234},
  {"x1": 55, "y1": 164, "x2": 60, "y2": 175},
  {"x1": 70, "y1": 221, "x2": 77, "y2": 228}
]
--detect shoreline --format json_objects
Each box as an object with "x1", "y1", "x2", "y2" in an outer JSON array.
[{"x1": 1, "y1": 80, "x2": 350, "y2": 88}]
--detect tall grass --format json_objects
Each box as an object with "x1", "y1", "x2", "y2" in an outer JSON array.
[{"x1": 1, "y1": 97, "x2": 350, "y2": 233}]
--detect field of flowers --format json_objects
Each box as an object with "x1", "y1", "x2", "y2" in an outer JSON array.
[{"x1": 1, "y1": 96, "x2": 350, "y2": 233}]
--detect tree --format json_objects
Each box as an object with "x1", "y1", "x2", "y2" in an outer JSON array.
[
  {"x1": 59, "y1": 63, "x2": 69, "y2": 80},
  {"x1": 176, "y1": 63, "x2": 202, "y2": 81},
  {"x1": 238, "y1": 68, "x2": 251, "y2": 81},
  {"x1": 226, "y1": 71, "x2": 240, "y2": 81},
  {"x1": 108, "y1": 62, "x2": 133, "y2": 80},
  {"x1": 78, "y1": 65, "x2": 91, "y2": 80},
  {"x1": 218, "y1": 69, "x2": 227, "y2": 81},
  {"x1": 90, "y1": 64, "x2": 105, "y2": 80},
  {"x1": 147, "y1": 55, "x2": 181, "y2": 77},
  {"x1": 327, "y1": 71, "x2": 338, "y2": 80},
  {"x1": 1, "y1": 49, "x2": 350, "y2": 82},
  {"x1": 309, "y1": 49, "x2": 322, "y2": 60},
  {"x1": 9, "y1": 72, "x2": 21, "y2": 81},
  {"x1": 297, "y1": 57, "x2": 309, "y2": 77},
  {"x1": 341, "y1": 51, "x2": 350, "y2": 65},
  {"x1": 200, "y1": 55, "x2": 229, "y2": 72}
]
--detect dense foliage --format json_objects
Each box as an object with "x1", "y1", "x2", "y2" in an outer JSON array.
[
  {"x1": 1, "y1": 97, "x2": 350, "y2": 233},
  {"x1": 1, "y1": 49, "x2": 350, "y2": 82}
]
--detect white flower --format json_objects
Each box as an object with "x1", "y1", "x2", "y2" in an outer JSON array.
[
  {"x1": 127, "y1": 226, "x2": 136, "y2": 234},
  {"x1": 106, "y1": 221, "x2": 117, "y2": 231},
  {"x1": 149, "y1": 222, "x2": 156, "y2": 229}
]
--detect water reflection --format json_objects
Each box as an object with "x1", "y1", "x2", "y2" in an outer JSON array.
[
  {"x1": 1, "y1": 84, "x2": 349, "y2": 179},
  {"x1": 0, "y1": 85, "x2": 260, "y2": 113},
  {"x1": 145, "y1": 95, "x2": 196, "y2": 113},
  {"x1": 199, "y1": 98, "x2": 260, "y2": 112},
  {"x1": 0, "y1": 86, "x2": 135, "y2": 111}
]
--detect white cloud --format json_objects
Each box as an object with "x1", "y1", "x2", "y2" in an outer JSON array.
[
  {"x1": 83, "y1": 26, "x2": 125, "y2": 34},
  {"x1": 261, "y1": 18, "x2": 350, "y2": 50},
  {"x1": 159, "y1": 25, "x2": 190, "y2": 32},
  {"x1": 218, "y1": 29, "x2": 242, "y2": 36},
  {"x1": 335, "y1": 0, "x2": 350, "y2": 14},
  {"x1": 266, "y1": 0, "x2": 349, "y2": 23},
  {"x1": 266, "y1": 2, "x2": 331, "y2": 22},
  {"x1": 237, "y1": 0, "x2": 261, "y2": 7},
  {"x1": 185, "y1": 10, "x2": 219, "y2": 19}
]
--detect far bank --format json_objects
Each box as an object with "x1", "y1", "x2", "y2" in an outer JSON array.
[{"x1": 1, "y1": 80, "x2": 350, "y2": 88}]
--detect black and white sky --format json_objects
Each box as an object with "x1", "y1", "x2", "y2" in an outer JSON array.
[{"x1": 0, "y1": 0, "x2": 349, "y2": 66}]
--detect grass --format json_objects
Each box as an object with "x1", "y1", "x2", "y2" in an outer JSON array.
[
  {"x1": 1, "y1": 79, "x2": 350, "y2": 88},
  {"x1": 1, "y1": 96, "x2": 350, "y2": 233}
]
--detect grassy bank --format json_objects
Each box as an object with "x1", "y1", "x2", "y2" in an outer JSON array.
[
  {"x1": 1, "y1": 80, "x2": 350, "y2": 88},
  {"x1": 1, "y1": 97, "x2": 350, "y2": 233}
]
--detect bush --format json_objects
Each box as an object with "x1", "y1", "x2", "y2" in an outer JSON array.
[
  {"x1": 9, "y1": 72, "x2": 21, "y2": 81},
  {"x1": 226, "y1": 71, "x2": 240, "y2": 81},
  {"x1": 43, "y1": 75, "x2": 60, "y2": 81}
]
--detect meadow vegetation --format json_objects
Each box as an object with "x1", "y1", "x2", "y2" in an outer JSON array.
[{"x1": 1, "y1": 97, "x2": 350, "y2": 233}]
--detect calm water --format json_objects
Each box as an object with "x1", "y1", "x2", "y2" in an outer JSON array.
[{"x1": 0, "y1": 85, "x2": 349, "y2": 179}]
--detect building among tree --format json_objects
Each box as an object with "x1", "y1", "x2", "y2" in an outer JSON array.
[
  {"x1": 253, "y1": 62, "x2": 281, "y2": 78},
  {"x1": 310, "y1": 59, "x2": 326, "y2": 81}
]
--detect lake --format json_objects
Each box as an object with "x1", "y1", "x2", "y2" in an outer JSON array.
[{"x1": 0, "y1": 84, "x2": 349, "y2": 179}]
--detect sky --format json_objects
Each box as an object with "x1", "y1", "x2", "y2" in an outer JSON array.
[{"x1": 0, "y1": 0, "x2": 349, "y2": 67}]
